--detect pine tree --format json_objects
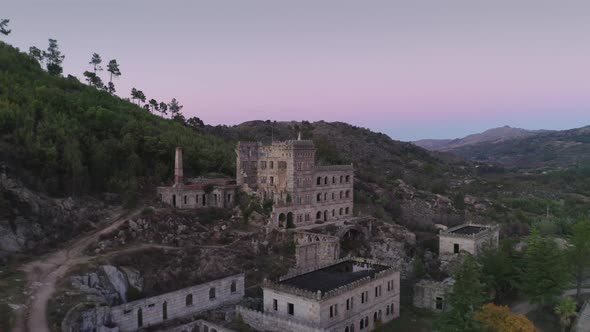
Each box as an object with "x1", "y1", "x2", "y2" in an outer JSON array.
[
  {"x1": 28, "y1": 46, "x2": 44, "y2": 66},
  {"x1": 107, "y1": 82, "x2": 116, "y2": 94},
  {"x1": 0, "y1": 19, "x2": 11, "y2": 36},
  {"x1": 89, "y1": 53, "x2": 102, "y2": 73},
  {"x1": 106, "y1": 59, "x2": 121, "y2": 82},
  {"x1": 567, "y1": 219, "x2": 590, "y2": 300},
  {"x1": 44, "y1": 39, "x2": 65, "y2": 76}
]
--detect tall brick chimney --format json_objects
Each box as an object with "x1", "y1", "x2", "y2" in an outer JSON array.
[{"x1": 174, "y1": 147, "x2": 183, "y2": 185}]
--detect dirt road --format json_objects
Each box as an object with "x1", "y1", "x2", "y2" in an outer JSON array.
[{"x1": 11, "y1": 208, "x2": 136, "y2": 332}]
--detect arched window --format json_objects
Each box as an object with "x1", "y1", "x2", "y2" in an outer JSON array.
[
  {"x1": 230, "y1": 280, "x2": 237, "y2": 293},
  {"x1": 345, "y1": 327, "x2": 349, "y2": 332},
  {"x1": 346, "y1": 175, "x2": 350, "y2": 183},
  {"x1": 332, "y1": 176, "x2": 336, "y2": 184},
  {"x1": 374, "y1": 312, "x2": 377, "y2": 322},
  {"x1": 346, "y1": 190, "x2": 350, "y2": 198},
  {"x1": 365, "y1": 317, "x2": 369, "y2": 328},
  {"x1": 378, "y1": 310, "x2": 382, "y2": 320},
  {"x1": 186, "y1": 293, "x2": 193, "y2": 306},
  {"x1": 324, "y1": 193, "x2": 327, "y2": 200},
  {"x1": 386, "y1": 305, "x2": 390, "y2": 315},
  {"x1": 340, "y1": 191, "x2": 343, "y2": 199},
  {"x1": 351, "y1": 324, "x2": 355, "y2": 332},
  {"x1": 163, "y1": 301, "x2": 168, "y2": 320},
  {"x1": 339, "y1": 208, "x2": 343, "y2": 215},
  {"x1": 317, "y1": 193, "x2": 322, "y2": 202},
  {"x1": 332, "y1": 209, "x2": 335, "y2": 217},
  {"x1": 137, "y1": 308, "x2": 143, "y2": 327},
  {"x1": 345, "y1": 207, "x2": 350, "y2": 214},
  {"x1": 324, "y1": 176, "x2": 328, "y2": 185},
  {"x1": 209, "y1": 287, "x2": 216, "y2": 300},
  {"x1": 340, "y1": 175, "x2": 343, "y2": 183},
  {"x1": 203, "y1": 325, "x2": 209, "y2": 332},
  {"x1": 331, "y1": 192, "x2": 335, "y2": 200},
  {"x1": 360, "y1": 319, "x2": 364, "y2": 329},
  {"x1": 317, "y1": 177, "x2": 322, "y2": 185},
  {"x1": 316, "y1": 211, "x2": 322, "y2": 219}
]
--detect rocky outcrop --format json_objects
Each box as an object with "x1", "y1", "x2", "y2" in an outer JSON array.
[
  {"x1": 0, "y1": 170, "x2": 109, "y2": 259},
  {"x1": 71, "y1": 265, "x2": 144, "y2": 305}
]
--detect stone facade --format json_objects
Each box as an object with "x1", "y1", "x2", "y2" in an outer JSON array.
[
  {"x1": 293, "y1": 231, "x2": 340, "y2": 270},
  {"x1": 240, "y1": 258, "x2": 400, "y2": 332},
  {"x1": 438, "y1": 224, "x2": 499, "y2": 261},
  {"x1": 157, "y1": 148, "x2": 238, "y2": 209},
  {"x1": 160, "y1": 319, "x2": 234, "y2": 332},
  {"x1": 412, "y1": 278, "x2": 455, "y2": 312},
  {"x1": 69, "y1": 274, "x2": 245, "y2": 332},
  {"x1": 236, "y1": 138, "x2": 354, "y2": 228}
]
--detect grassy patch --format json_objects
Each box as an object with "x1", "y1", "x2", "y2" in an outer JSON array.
[
  {"x1": 375, "y1": 307, "x2": 436, "y2": 332},
  {"x1": 0, "y1": 270, "x2": 27, "y2": 331}
]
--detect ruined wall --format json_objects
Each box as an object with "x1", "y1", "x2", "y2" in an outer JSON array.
[
  {"x1": 74, "y1": 274, "x2": 244, "y2": 332},
  {"x1": 157, "y1": 186, "x2": 236, "y2": 209},
  {"x1": 439, "y1": 227, "x2": 499, "y2": 259},
  {"x1": 412, "y1": 278, "x2": 454, "y2": 311},
  {"x1": 293, "y1": 232, "x2": 340, "y2": 270},
  {"x1": 160, "y1": 319, "x2": 233, "y2": 332},
  {"x1": 237, "y1": 306, "x2": 324, "y2": 332}
]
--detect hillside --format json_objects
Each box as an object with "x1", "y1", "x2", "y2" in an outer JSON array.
[
  {"x1": 450, "y1": 125, "x2": 590, "y2": 169},
  {"x1": 414, "y1": 125, "x2": 541, "y2": 151},
  {"x1": 0, "y1": 41, "x2": 234, "y2": 256}
]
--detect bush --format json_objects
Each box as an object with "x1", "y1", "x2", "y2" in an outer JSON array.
[{"x1": 140, "y1": 207, "x2": 154, "y2": 216}]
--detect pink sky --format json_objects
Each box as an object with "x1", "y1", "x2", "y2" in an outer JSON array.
[{"x1": 4, "y1": 0, "x2": 590, "y2": 140}]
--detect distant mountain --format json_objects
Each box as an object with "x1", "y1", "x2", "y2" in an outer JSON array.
[
  {"x1": 414, "y1": 126, "x2": 544, "y2": 151},
  {"x1": 449, "y1": 125, "x2": 590, "y2": 169}
]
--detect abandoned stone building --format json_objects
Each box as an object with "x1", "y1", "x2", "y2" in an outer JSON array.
[
  {"x1": 438, "y1": 223, "x2": 499, "y2": 261},
  {"x1": 236, "y1": 137, "x2": 354, "y2": 228},
  {"x1": 66, "y1": 273, "x2": 245, "y2": 332},
  {"x1": 158, "y1": 147, "x2": 238, "y2": 209},
  {"x1": 412, "y1": 277, "x2": 455, "y2": 312},
  {"x1": 293, "y1": 231, "x2": 341, "y2": 271},
  {"x1": 238, "y1": 258, "x2": 400, "y2": 332}
]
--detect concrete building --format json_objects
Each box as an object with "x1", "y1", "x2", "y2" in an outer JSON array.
[
  {"x1": 158, "y1": 147, "x2": 238, "y2": 209},
  {"x1": 67, "y1": 274, "x2": 245, "y2": 332},
  {"x1": 438, "y1": 224, "x2": 499, "y2": 261},
  {"x1": 412, "y1": 277, "x2": 455, "y2": 312},
  {"x1": 238, "y1": 258, "x2": 400, "y2": 332},
  {"x1": 236, "y1": 137, "x2": 354, "y2": 228}
]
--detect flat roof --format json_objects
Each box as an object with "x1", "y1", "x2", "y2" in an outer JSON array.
[
  {"x1": 449, "y1": 225, "x2": 488, "y2": 235},
  {"x1": 279, "y1": 261, "x2": 388, "y2": 293}
]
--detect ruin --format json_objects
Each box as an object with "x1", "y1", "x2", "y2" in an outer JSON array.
[
  {"x1": 293, "y1": 231, "x2": 341, "y2": 271},
  {"x1": 158, "y1": 147, "x2": 238, "y2": 209},
  {"x1": 238, "y1": 257, "x2": 400, "y2": 332},
  {"x1": 438, "y1": 223, "x2": 499, "y2": 261},
  {"x1": 236, "y1": 137, "x2": 354, "y2": 228},
  {"x1": 412, "y1": 277, "x2": 455, "y2": 312},
  {"x1": 65, "y1": 273, "x2": 245, "y2": 332}
]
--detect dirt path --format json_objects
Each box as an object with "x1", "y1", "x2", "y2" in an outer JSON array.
[{"x1": 11, "y1": 208, "x2": 144, "y2": 332}]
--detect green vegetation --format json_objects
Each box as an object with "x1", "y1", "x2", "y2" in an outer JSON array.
[
  {"x1": 0, "y1": 270, "x2": 26, "y2": 331},
  {"x1": 554, "y1": 297, "x2": 577, "y2": 332},
  {"x1": 0, "y1": 42, "x2": 234, "y2": 199}
]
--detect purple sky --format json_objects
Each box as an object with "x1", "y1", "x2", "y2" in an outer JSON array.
[{"x1": 4, "y1": 0, "x2": 590, "y2": 141}]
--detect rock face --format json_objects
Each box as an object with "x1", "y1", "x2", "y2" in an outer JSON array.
[
  {"x1": 0, "y1": 169, "x2": 109, "y2": 259},
  {"x1": 71, "y1": 265, "x2": 144, "y2": 305}
]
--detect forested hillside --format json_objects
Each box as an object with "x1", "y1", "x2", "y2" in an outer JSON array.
[{"x1": 0, "y1": 42, "x2": 234, "y2": 200}]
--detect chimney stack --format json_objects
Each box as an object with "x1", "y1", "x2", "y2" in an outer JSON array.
[{"x1": 174, "y1": 147, "x2": 183, "y2": 185}]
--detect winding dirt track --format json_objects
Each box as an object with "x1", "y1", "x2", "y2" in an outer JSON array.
[{"x1": 9, "y1": 208, "x2": 176, "y2": 332}]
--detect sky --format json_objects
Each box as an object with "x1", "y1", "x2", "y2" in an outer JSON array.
[{"x1": 3, "y1": 0, "x2": 590, "y2": 141}]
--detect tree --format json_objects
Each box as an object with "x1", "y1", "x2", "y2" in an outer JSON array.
[
  {"x1": 478, "y1": 241, "x2": 518, "y2": 301},
  {"x1": 567, "y1": 219, "x2": 590, "y2": 300},
  {"x1": 437, "y1": 254, "x2": 486, "y2": 332},
  {"x1": 107, "y1": 82, "x2": 116, "y2": 94},
  {"x1": 29, "y1": 46, "x2": 44, "y2": 65},
  {"x1": 106, "y1": 59, "x2": 121, "y2": 82},
  {"x1": 131, "y1": 88, "x2": 139, "y2": 104},
  {"x1": 474, "y1": 303, "x2": 536, "y2": 332},
  {"x1": 142, "y1": 104, "x2": 150, "y2": 112},
  {"x1": 89, "y1": 53, "x2": 102, "y2": 73},
  {"x1": 0, "y1": 19, "x2": 10, "y2": 36},
  {"x1": 148, "y1": 99, "x2": 159, "y2": 114},
  {"x1": 83, "y1": 71, "x2": 103, "y2": 88},
  {"x1": 168, "y1": 98, "x2": 183, "y2": 118},
  {"x1": 186, "y1": 117, "x2": 205, "y2": 129},
  {"x1": 159, "y1": 102, "x2": 168, "y2": 117},
  {"x1": 137, "y1": 90, "x2": 146, "y2": 106},
  {"x1": 44, "y1": 39, "x2": 65, "y2": 76},
  {"x1": 554, "y1": 297, "x2": 577, "y2": 332},
  {"x1": 518, "y1": 229, "x2": 569, "y2": 306}
]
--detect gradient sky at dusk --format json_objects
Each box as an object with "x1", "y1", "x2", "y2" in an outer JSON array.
[{"x1": 4, "y1": 0, "x2": 590, "y2": 140}]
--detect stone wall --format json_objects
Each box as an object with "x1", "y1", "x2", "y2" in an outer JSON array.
[
  {"x1": 160, "y1": 319, "x2": 233, "y2": 332},
  {"x1": 72, "y1": 274, "x2": 244, "y2": 332},
  {"x1": 157, "y1": 186, "x2": 236, "y2": 209},
  {"x1": 412, "y1": 278, "x2": 454, "y2": 311},
  {"x1": 236, "y1": 306, "x2": 324, "y2": 332},
  {"x1": 293, "y1": 232, "x2": 340, "y2": 270}
]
